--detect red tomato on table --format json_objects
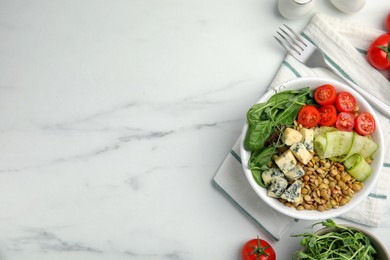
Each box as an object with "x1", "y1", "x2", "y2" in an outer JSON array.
[
  {"x1": 335, "y1": 112, "x2": 355, "y2": 132},
  {"x1": 335, "y1": 92, "x2": 356, "y2": 113},
  {"x1": 367, "y1": 33, "x2": 390, "y2": 70},
  {"x1": 314, "y1": 84, "x2": 337, "y2": 106},
  {"x1": 355, "y1": 112, "x2": 376, "y2": 135},
  {"x1": 241, "y1": 237, "x2": 276, "y2": 260},
  {"x1": 297, "y1": 105, "x2": 321, "y2": 128},
  {"x1": 318, "y1": 105, "x2": 337, "y2": 126},
  {"x1": 386, "y1": 12, "x2": 390, "y2": 32}
]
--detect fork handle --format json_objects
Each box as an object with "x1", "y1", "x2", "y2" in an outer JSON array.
[{"x1": 325, "y1": 64, "x2": 390, "y2": 118}]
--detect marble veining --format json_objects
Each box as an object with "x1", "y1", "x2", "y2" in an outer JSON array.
[{"x1": 10, "y1": 229, "x2": 102, "y2": 253}]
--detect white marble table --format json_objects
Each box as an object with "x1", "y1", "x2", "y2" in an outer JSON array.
[{"x1": 0, "y1": 1, "x2": 389, "y2": 259}]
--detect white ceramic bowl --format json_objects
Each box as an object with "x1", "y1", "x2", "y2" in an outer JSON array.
[{"x1": 240, "y1": 77, "x2": 384, "y2": 220}]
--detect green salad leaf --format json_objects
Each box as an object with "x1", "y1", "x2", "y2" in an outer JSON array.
[
  {"x1": 292, "y1": 219, "x2": 377, "y2": 260},
  {"x1": 243, "y1": 87, "x2": 312, "y2": 184}
]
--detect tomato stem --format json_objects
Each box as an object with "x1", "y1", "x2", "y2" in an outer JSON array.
[
  {"x1": 248, "y1": 236, "x2": 271, "y2": 260},
  {"x1": 377, "y1": 40, "x2": 390, "y2": 62}
]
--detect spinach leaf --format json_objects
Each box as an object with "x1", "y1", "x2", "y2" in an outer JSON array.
[
  {"x1": 248, "y1": 146, "x2": 278, "y2": 187},
  {"x1": 244, "y1": 120, "x2": 274, "y2": 151},
  {"x1": 243, "y1": 87, "x2": 312, "y2": 186},
  {"x1": 250, "y1": 146, "x2": 278, "y2": 168},
  {"x1": 246, "y1": 89, "x2": 300, "y2": 125},
  {"x1": 275, "y1": 94, "x2": 308, "y2": 125},
  {"x1": 251, "y1": 168, "x2": 264, "y2": 187},
  {"x1": 246, "y1": 102, "x2": 268, "y2": 125},
  {"x1": 267, "y1": 91, "x2": 295, "y2": 109}
]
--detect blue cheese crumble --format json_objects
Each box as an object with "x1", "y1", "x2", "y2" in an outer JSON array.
[{"x1": 267, "y1": 176, "x2": 288, "y2": 198}]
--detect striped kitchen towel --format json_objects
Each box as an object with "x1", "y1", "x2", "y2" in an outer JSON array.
[{"x1": 213, "y1": 12, "x2": 390, "y2": 240}]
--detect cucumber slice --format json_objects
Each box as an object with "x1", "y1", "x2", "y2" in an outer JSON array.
[
  {"x1": 343, "y1": 154, "x2": 357, "y2": 169},
  {"x1": 314, "y1": 134, "x2": 327, "y2": 159},
  {"x1": 332, "y1": 132, "x2": 379, "y2": 162},
  {"x1": 327, "y1": 131, "x2": 354, "y2": 158},
  {"x1": 314, "y1": 126, "x2": 337, "y2": 137},
  {"x1": 313, "y1": 129, "x2": 378, "y2": 161},
  {"x1": 344, "y1": 153, "x2": 372, "y2": 181},
  {"x1": 316, "y1": 131, "x2": 353, "y2": 159},
  {"x1": 348, "y1": 133, "x2": 378, "y2": 159}
]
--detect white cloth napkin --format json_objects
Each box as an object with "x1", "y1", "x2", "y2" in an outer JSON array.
[{"x1": 213, "y1": 13, "x2": 390, "y2": 241}]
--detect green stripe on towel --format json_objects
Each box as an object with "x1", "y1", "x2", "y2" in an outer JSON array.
[
  {"x1": 369, "y1": 193, "x2": 387, "y2": 199},
  {"x1": 356, "y1": 48, "x2": 367, "y2": 55},
  {"x1": 230, "y1": 150, "x2": 241, "y2": 164},
  {"x1": 282, "y1": 60, "x2": 301, "y2": 78}
]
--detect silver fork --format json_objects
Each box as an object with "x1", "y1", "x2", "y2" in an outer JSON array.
[{"x1": 275, "y1": 24, "x2": 390, "y2": 118}]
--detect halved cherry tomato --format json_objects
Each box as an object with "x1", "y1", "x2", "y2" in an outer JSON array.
[
  {"x1": 386, "y1": 12, "x2": 390, "y2": 32},
  {"x1": 297, "y1": 105, "x2": 321, "y2": 128},
  {"x1": 335, "y1": 92, "x2": 356, "y2": 113},
  {"x1": 242, "y1": 237, "x2": 276, "y2": 260},
  {"x1": 314, "y1": 84, "x2": 337, "y2": 106},
  {"x1": 335, "y1": 112, "x2": 355, "y2": 132},
  {"x1": 318, "y1": 105, "x2": 337, "y2": 126},
  {"x1": 355, "y1": 112, "x2": 376, "y2": 136}
]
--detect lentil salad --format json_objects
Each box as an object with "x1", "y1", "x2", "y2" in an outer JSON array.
[{"x1": 243, "y1": 84, "x2": 378, "y2": 212}]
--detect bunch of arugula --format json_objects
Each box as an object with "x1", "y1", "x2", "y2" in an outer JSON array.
[
  {"x1": 292, "y1": 219, "x2": 377, "y2": 260},
  {"x1": 243, "y1": 87, "x2": 312, "y2": 187}
]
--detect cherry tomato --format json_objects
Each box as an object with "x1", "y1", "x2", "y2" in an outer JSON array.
[
  {"x1": 367, "y1": 33, "x2": 390, "y2": 70},
  {"x1": 335, "y1": 112, "x2": 355, "y2": 132},
  {"x1": 314, "y1": 84, "x2": 337, "y2": 106},
  {"x1": 297, "y1": 105, "x2": 321, "y2": 128},
  {"x1": 335, "y1": 92, "x2": 356, "y2": 113},
  {"x1": 318, "y1": 105, "x2": 337, "y2": 126},
  {"x1": 355, "y1": 112, "x2": 376, "y2": 136},
  {"x1": 386, "y1": 12, "x2": 390, "y2": 32},
  {"x1": 242, "y1": 237, "x2": 276, "y2": 260}
]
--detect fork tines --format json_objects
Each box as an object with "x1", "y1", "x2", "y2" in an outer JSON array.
[{"x1": 274, "y1": 24, "x2": 307, "y2": 56}]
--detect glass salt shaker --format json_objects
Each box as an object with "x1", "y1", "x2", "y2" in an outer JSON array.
[
  {"x1": 330, "y1": 0, "x2": 366, "y2": 13},
  {"x1": 278, "y1": 0, "x2": 316, "y2": 20}
]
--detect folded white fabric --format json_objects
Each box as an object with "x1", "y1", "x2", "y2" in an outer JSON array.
[{"x1": 213, "y1": 13, "x2": 390, "y2": 240}]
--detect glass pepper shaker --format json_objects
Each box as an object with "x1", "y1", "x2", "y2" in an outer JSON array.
[
  {"x1": 278, "y1": 0, "x2": 316, "y2": 20},
  {"x1": 330, "y1": 0, "x2": 366, "y2": 13}
]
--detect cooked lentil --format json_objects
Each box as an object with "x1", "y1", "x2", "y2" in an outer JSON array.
[
  {"x1": 293, "y1": 156, "x2": 364, "y2": 211},
  {"x1": 277, "y1": 122, "x2": 366, "y2": 211}
]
